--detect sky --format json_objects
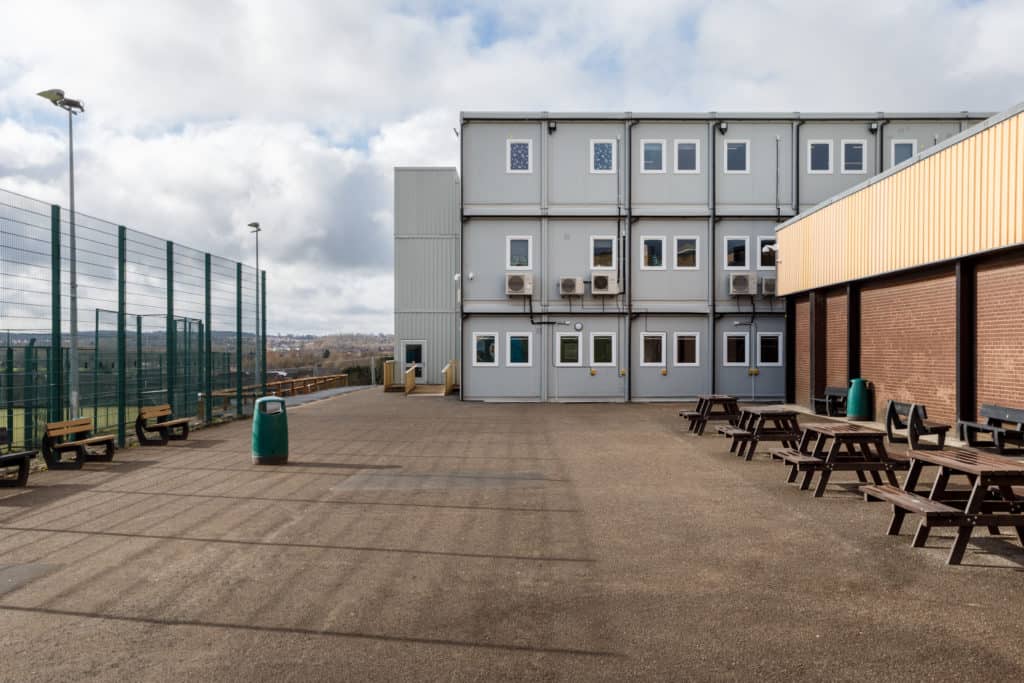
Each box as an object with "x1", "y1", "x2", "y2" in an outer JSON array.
[{"x1": 0, "y1": 0, "x2": 1021, "y2": 334}]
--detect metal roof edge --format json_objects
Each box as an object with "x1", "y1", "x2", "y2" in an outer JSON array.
[
  {"x1": 775, "y1": 101, "x2": 1024, "y2": 234},
  {"x1": 460, "y1": 111, "x2": 994, "y2": 122},
  {"x1": 394, "y1": 166, "x2": 458, "y2": 172}
]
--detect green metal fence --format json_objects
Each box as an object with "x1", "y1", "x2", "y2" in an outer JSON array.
[{"x1": 0, "y1": 187, "x2": 266, "y2": 452}]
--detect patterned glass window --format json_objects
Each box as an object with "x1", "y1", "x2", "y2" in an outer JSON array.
[
  {"x1": 591, "y1": 140, "x2": 615, "y2": 172},
  {"x1": 508, "y1": 140, "x2": 531, "y2": 172}
]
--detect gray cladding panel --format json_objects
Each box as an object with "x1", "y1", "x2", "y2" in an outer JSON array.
[
  {"x1": 463, "y1": 219, "x2": 541, "y2": 308},
  {"x1": 798, "y1": 122, "x2": 877, "y2": 208},
  {"x1": 546, "y1": 219, "x2": 623, "y2": 304},
  {"x1": 396, "y1": 312, "x2": 460, "y2": 385},
  {"x1": 394, "y1": 168, "x2": 459, "y2": 237},
  {"x1": 714, "y1": 315, "x2": 785, "y2": 400},
  {"x1": 394, "y1": 238, "x2": 460, "y2": 313},
  {"x1": 713, "y1": 220, "x2": 783, "y2": 309},
  {"x1": 881, "y1": 120, "x2": 965, "y2": 171},
  {"x1": 631, "y1": 219, "x2": 709, "y2": 305},
  {"x1": 462, "y1": 122, "x2": 541, "y2": 208},
  {"x1": 631, "y1": 315, "x2": 711, "y2": 399},
  {"x1": 631, "y1": 122, "x2": 710, "y2": 211},
  {"x1": 715, "y1": 122, "x2": 793, "y2": 213},
  {"x1": 547, "y1": 123, "x2": 625, "y2": 208}
]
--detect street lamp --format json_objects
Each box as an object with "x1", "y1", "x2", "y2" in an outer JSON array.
[
  {"x1": 38, "y1": 89, "x2": 85, "y2": 418},
  {"x1": 248, "y1": 222, "x2": 262, "y2": 392}
]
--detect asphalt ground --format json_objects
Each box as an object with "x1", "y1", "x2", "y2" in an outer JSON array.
[{"x1": 1, "y1": 391, "x2": 1022, "y2": 681}]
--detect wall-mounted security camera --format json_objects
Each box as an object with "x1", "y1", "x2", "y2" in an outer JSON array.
[{"x1": 453, "y1": 273, "x2": 461, "y2": 282}]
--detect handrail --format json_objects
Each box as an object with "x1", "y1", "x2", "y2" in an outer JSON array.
[
  {"x1": 403, "y1": 366, "x2": 416, "y2": 395},
  {"x1": 442, "y1": 360, "x2": 459, "y2": 396},
  {"x1": 383, "y1": 360, "x2": 395, "y2": 390}
]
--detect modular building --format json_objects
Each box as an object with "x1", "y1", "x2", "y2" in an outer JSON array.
[
  {"x1": 776, "y1": 102, "x2": 1023, "y2": 424},
  {"x1": 395, "y1": 109, "x2": 987, "y2": 401}
]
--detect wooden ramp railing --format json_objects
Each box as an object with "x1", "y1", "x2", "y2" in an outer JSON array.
[
  {"x1": 383, "y1": 360, "x2": 403, "y2": 392},
  {"x1": 442, "y1": 360, "x2": 460, "y2": 396},
  {"x1": 404, "y1": 367, "x2": 416, "y2": 395}
]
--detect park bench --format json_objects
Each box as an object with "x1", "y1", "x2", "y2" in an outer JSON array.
[
  {"x1": 811, "y1": 386, "x2": 848, "y2": 416},
  {"x1": 135, "y1": 404, "x2": 192, "y2": 446},
  {"x1": 41, "y1": 418, "x2": 116, "y2": 470},
  {"x1": 959, "y1": 404, "x2": 1024, "y2": 454},
  {"x1": 884, "y1": 401, "x2": 950, "y2": 450},
  {"x1": 0, "y1": 427, "x2": 37, "y2": 487}
]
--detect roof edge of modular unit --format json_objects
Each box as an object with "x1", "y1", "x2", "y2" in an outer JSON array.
[
  {"x1": 775, "y1": 100, "x2": 1024, "y2": 234},
  {"x1": 460, "y1": 111, "x2": 994, "y2": 122},
  {"x1": 394, "y1": 166, "x2": 459, "y2": 172}
]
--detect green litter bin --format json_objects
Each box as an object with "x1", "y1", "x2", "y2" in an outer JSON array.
[
  {"x1": 252, "y1": 397, "x2": 289, "y2": 465},
  {"x1": 847, "y1": 378, "x2": 871, "y2": 421}
]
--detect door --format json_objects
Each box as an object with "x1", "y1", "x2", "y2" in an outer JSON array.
[{"x1": 403, "y1": 341, "x2": 425, "y2": 384}]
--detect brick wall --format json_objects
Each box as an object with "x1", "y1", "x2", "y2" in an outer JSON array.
[
  {"x1": 976, "y1": 251, "x2": 1024, "y2": 413},
  {"x1": 824, "y1": 290, "x2": 848, "y2": 388},
  {"x1": 860, "y1": 270, "x2": 956, "y2": 423},
  {"x1": 794, "y1": 296, "x2": 810, "y2": 406}
]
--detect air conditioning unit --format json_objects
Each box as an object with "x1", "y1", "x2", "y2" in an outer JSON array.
[
  {"x1": 591, "y1": 272, "x2": 620, "y2": 295},
  {"x1": 729, "y1": 273, "x2": 754, "y2": 296},
  {"x1": 505, "y1": 272, "x2": 534, "y2": 296},
  {"x1": 560, "y1": 277, "x2": 584, "y2": 297},
  {"x1": 760, "y1": 276, "x2": 777, "y2": 296}
]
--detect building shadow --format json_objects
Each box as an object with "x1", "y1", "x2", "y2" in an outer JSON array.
[{"x1": 0, "y1": 484, "x2": 95, "y2": 508}]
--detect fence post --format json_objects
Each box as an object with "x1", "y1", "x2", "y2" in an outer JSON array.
[
  {"x1": 50, "y1": 204, "x2": 62, "y2": 423},
  {"x1": 261, "y1": 270, "x2": 267, "y2": 397},
  {"x1": 5, "y1": 346, "x2": 13, "y2": 447},
  {"x1": 93, "y1": 309, "x2": 99, "y2": 424},
  {"x1": 25, "y1": 340, "x2": 36, "y2": 448},
  {"x1": 205, "y1": 254, "x2": 212, "y2": 423},
  {"x1": 117, "y1": 226, "x2": 126, "y2": 447},
  {"x1": 236, "y1": 261, "x2": 242, "y2": 416},
  {"x1": 166, "y1": 241, "x2": 175, "y2": 412},
  {"x1": 136, "y1": 315, "x2": 142, "y2": 409}
]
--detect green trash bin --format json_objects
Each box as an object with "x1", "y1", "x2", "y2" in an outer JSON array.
[
  {"x1": 252, "y1": 397, "x2": 289, "y2": 465},
  {"x1": 847, "y1": 378, "x2": 871, "y2": 421}
]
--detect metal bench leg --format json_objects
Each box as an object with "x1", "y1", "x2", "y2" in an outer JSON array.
[
  {"x1": 854, "y1": 470, "x2": 867, "y2": 483},
  {"x1": 744, "y1": 439, "x2": 758, "y2": 462},
  {"x1": 987, "y1": 525, "x2": 1001, "y2": 535},
  {"x1": 947, "y1": 526, "x2": 974, "y2": 565},
  {"x1": 887, "y1": 509, "x2": 906, "y2": 536},
  {"x1": 787, "y1": 464, "x2": 799, "y2": 483},
  {"x1": 799, "y1": 469, "x2": 815, "y2": 491},
  {"x1": 813, "y1": 468, "x2": 832, "y2": 497},
  {"x1": 912, "y1": 522, "x2": 931, "y2": 548}
]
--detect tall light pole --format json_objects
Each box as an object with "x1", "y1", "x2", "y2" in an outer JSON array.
[
  {"x1": 38, "y1": 89, "x2": 85, "y2": 418},
  {"x1": 248, "y1": 222, "x2": 262, "y2": 393}
]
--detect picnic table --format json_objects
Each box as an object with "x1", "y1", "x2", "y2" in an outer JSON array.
[
  {"x1": 680, "y1": 395, "x2": 740, "y2": 436},
  {"x1": 862, "y1": 447, "x2": 1024, "y2": 565},
  {"x1": 772, "y1": 422, "x2": 908, "y2": 498},
  {"x1": 717, "y1": 406, "x2": 801, "y2": 461}
]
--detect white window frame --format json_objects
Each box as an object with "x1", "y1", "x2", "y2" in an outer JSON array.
[
  {"x1": 590, "y1": 235, "x2": 617, "y2": 271},
  {"x1": 589, "y1": 138, "x2": 617, "y2": 174},
  {"x1": 555, "y1": 332, "x2": 583, "y2": 367},
  {"x1": 757, "y1": 236, "x2": 777, "y2": 271},
  {"x1": 723, "y1": 236, "x2": 750, "y2": 271},
  {"x1": 506, "y1": 331, "x2": 532, "y2": 367},
  {"x1": 640, "y1": 332, "x2": 666, "y2": 367},
  {"x1": 640, "y1": 139, "x2": 666, "y2": 174},
  {"x1": 589, "y1": 332, "x2": 617, "y2": 367},
  {"x1": 673, "y1": 139, "x2": 701, "y2": 174},
  {"x1": 505, "y1": 235, "x2": 532, "y2": 271},
  {"x1": 506, "y1": 138, "x2": 533, "y2": 174},
  {"x1": 891, "y1": 139, "x2": 918, "y2": 167},
  {"x1": 723, "y1": 139, "x2": 750, "y2": 174},
  {"x1": 840, "y1": 139, "x2": 867, "y2": 175},
  {"x1": 673, "y1": 235, "x2": 700, "y2": 270},
  {"x1": 640, "y1": 236, "x2": 667, "y2": 271},
  {"x1": 673, "y1": 332, "x2": 700, "y2": 367},
  {"x1": 756, "y1": 332, "x2": 783, "y2": 367},
  {"x1": 806, "y1": 139, "x2": 833, "y2": 174},
  {"x1": 472, "y1": 332, "x2": 499, "y2": 367},
  {"x1": 723, "y1": 332, "x2": 749, "y2": 367}
]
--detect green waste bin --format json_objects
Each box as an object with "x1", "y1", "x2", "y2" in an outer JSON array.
[
  {"x1": 252, "y1": 397, "x2": 289, "y2": 465},
  {"x1": 847, "y1": 378, "x2": 871, "y2": 421}
]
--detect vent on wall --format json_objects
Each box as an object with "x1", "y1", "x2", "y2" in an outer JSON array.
[
  {"x1": 591, "y1": 273, "x2": 619, "y2": 295},
  {"x1": 760, "y1": 276, "x2": 777, "y2": 296},
  {"x1": 505, "y1": 272, "x2": 534, "y2": 296},
  {"x1": 560, "y1": 277, "x2": 584, "y2": 296},
  {"x1": 729, "y1": 273, "x2": 754, "y2": 296}
]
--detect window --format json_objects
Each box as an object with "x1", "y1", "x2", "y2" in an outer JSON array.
[
  {"x1": 758, "y1": 236, "x2": 776, "y2": 270},
  {"x1": 590, "y1": 139, "x2": 616, "y2": 174},
  {"x1": 724, "y1": 140, "x2": 749, "y2": 173},
  {"x1": 506, "y1": 332, "x2": 532, "y2": 367},
  {"x1": 724, "y1": 236, "x2": 749, "y2": 270},
  {"x1": 641, "y1": 333, "x2": 666, "y2": 367},
  {"x1": 807, "y1": 140, "x2": 833, "y2": 174},
  {"x1": 757, "y1": 332, "x2": 782, "y2": 367},
  {"x1": 590, "y1": 333, "x2": 616, "y2": 367},
  {"x1": 674, "y1": 332, "x2": 699, "y2": 367},
  {"x1": 723, "y1": 332, "x2": 749, "y2": 367},
  {"x1": 674, "y1": 236, "x2": 699, "y2": 270},
  {"x1": 473, "y1": 332, "x2": 498, "y2": 367},
  {"x1": 506, "y1": 139, "x2": 532, "y2": 173},
  {"x1": 841, "y1": 140, "x2": 866, "y2": 174},
  {"x1": 641, "y1": 139, "x2": 665, "y2": 173},
  {"x1": 506, "y1": 235, "x2": 532, "y2": 270},
  {"x1": 556, "y1": 332, "x2": 582, "y2": 367},
  {"x1": 641, "y1": 236, "x2": 666, "y2": 270},
  {"x1": 674, "y1": 139, "x2": 700, "y2": 173},
  {"x1": 891, "y1": 139, "x2": 917, "y2": 166},
  {"x1": 591, "y1": 235, "x2": 616, "y2": 270}
]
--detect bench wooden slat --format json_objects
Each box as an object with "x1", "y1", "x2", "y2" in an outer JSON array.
[
  {"x1": 139, "y1": 405, "x2": 174, "y2": 420},
  {"x1": 860, "y1": 484, "x2": 962, "y2": 517},
  {"x1": 45, "y1": 418, "x2": 93, "y2": 438}
]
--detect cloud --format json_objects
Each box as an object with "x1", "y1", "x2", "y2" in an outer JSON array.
[{"x1": 0, "y1": 0, "x2": 1019, "y2": 333}]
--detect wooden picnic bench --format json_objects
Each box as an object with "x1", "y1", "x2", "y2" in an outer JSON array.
[
  {"x1": 41, "y1": 418, "x2": 116, "y2": 470},
  {"x1": 681, "y1": 395, "x2": 740, "y2": 436},
  {"x1": 771, "y1": 422, "x2": 908, "y2": 497},
  {"x1": 135, "y1": 404, "x2": 192, "y2": 446},
  {"x1": 884, "y1": 400, "x2": 950, "y2": 450},
  {"x1": 958, "y1": 404, "x2": 1024, "y2": 454},
  {"x1": 811, "y1": 386, "x2": 848, "y2": 417},
  {"x1": 862, "y1": 447, "x2": 1024, "y2": 565},
  {"x1": 717, "y1": 407, "x2": 801, "y2": 461},
  {"x1": 0, "y1": 427, "x2": 37, "y2": 487}
]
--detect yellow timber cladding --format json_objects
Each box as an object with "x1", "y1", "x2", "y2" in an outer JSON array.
[{"x1": 777, "y1": 105, "x2": 1024, "y2": 295}]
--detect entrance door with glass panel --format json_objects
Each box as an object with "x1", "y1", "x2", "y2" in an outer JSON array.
[{"x1": 402, "y1": 341, "x2": 425, "y2": 384}]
